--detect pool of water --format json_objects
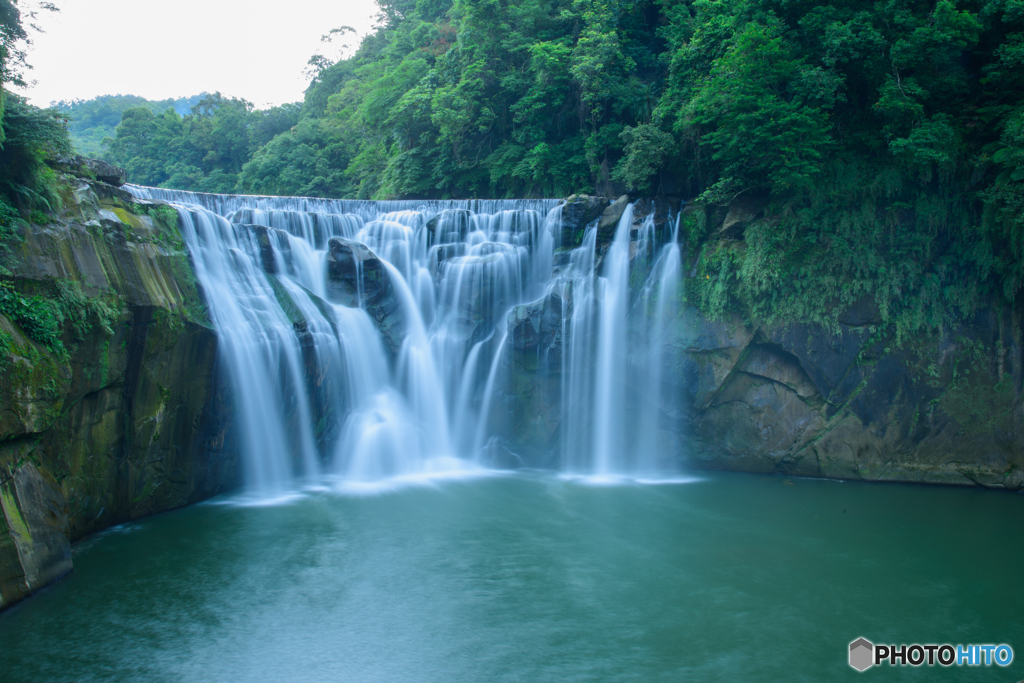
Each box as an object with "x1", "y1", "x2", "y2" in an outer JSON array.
[{"x1": 1, "y1": 472, "x2": 1021, "y2": 682}]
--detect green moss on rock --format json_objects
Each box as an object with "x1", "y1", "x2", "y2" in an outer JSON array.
[{"x1": 0, "y1": 170, "x2": 239, "y2": 611}]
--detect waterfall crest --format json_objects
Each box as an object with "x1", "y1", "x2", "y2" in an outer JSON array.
[{"x1": 126, "y1": 185, "x2": 686, "y2": 490}]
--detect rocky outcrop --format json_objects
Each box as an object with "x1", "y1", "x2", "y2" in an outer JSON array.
[
  {"x1": 560, "y1": 195, "x2": 679, "y2": 249},
  {"x1": 325, "y1": 237, "x2": 404, "y2": 354},
  {"x1": 596, "y1": 195, "x2": 630, "y2": 244},
  {"x1": 0, "y1": 168, "x2": 238, "y2": 610},
  {"x1": 508, "y1": 292, "x2": 565, "y2": 363},
  {"x1": 501, "y1": 293, "x2": 1024, "y2": 488},
  {"x1": 686, "y1": 310, "x2": 1024, "y2": 489},
  {"x1": 559, "y1": 195, "x2": 608, "y2": 248},
  {"x1": 245, "y1": 224, "x2": 287, "y2": 274},
  {"x1": 51, "y1": 156, "x2": 127, "y2": 187},
  {"x1": 0, "y1": 463, "x2": 71, "y2": 603},
  {"x1": 492, "y1": 291, "x2": 566, "y2": 466},
  {"x1": 632, "y1": 197, "x2": 680, "y2": 241},
  {"x1": 426, "y1": 209, "x2": 471, "y2": 246}
]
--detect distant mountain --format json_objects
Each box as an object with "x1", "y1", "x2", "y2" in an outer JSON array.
[{"x1": 54, "y1": 94, "x2": 208, "y2": 157}]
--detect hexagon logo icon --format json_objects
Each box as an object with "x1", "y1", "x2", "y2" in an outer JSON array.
[{"x1": 849, "y1": 638, "x2": 874, "y2": 671}]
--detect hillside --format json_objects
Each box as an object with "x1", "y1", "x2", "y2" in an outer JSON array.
[{"x1": 55, "y1": 94, "x2": 207, "y2": 157}]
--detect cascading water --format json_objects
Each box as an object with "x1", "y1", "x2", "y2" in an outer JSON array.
[
  {"x1": 126, "y1": 186, "x2": 686, "y2": 490},
  {"x1": 556, "y1": 207, "x2": 685, "y2": 479}
]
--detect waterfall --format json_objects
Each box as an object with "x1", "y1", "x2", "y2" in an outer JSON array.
[{"x1": 126, "y1": 185, "x2": 685, "y2": 489}]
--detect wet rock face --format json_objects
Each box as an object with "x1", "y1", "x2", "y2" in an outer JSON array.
[
  {"x1": 560, "y1": 195, "x2": 609, "y2": 248},
  {"x1": 325, "y1": 237, "x2": 404, "y2": 355},
  {"x1": 631, "y1": 197, "x2": 680, "y2": 241},
  {"x1": 0, "y1": 463, "x2": 72, "y2": 606},
  {"x1": 493, "y1": 291, "x2": 567, "y2": 468},
  {"x1": 508, "y1": 291, "x2": 565, "y2": 365},
  {"x1": 326, "y1": 237, "x2": 389, "y2": 307},
  {"x1": 597, "y1": 195, "x2": 630, "y2": 244},
  {"x1": 426, "y1": 209, "x2": 472, "y2": 246},
  {"x1": 0, "y1": 178, "x2": 239, "y2": 611},
  {"x1": 683, "y1": 308, "x2": 1024, "y2": 489},
  {"x1": 245, "y1": 224, "x2": 288, "y2": 274}
]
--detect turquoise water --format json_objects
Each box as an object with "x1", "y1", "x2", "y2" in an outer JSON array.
[{"x1": 1, "y1": 472, "x2": 1021, "y2": 682}]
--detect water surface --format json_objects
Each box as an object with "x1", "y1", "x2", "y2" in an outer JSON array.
[{"x1": 1, "y1": 473, "x2": 1021, "y2": 682}]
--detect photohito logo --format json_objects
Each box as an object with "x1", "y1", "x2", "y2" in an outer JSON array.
[{"x1": 848, "y1": 638, "x2": 1014, "y2": 671}]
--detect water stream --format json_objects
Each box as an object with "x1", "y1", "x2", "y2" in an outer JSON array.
[{"x1": 126, "y1": 187, "x2": 685, "y2": 490}]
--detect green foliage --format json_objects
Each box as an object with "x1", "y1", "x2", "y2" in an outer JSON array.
[
  {"x1": 0, "y1": 194, "x2": 19, "y2": 274},
  {"x1": 0, "y1": 0, "x2": 28, "y2": 106},
  {"x1": 106, "y1": 93, "x2": 298, "y2": 192},
  {"x1": 86, "y1": 0, "x2": 1024, "y2": 335},
  {"x1": 0, "y1": 276, "x2": 120, "y2": 361},
  {"x1": 614, "y1": 123, "x2": 675, "y2": 193},
  {"x1": 53, "y1": 279, "x2": 117, "y2": 340},
  {"x1": 981, "y1": 109, "x2": 1024, "y2": 299},
  {"x1": 0, "y1": 328, "x2": 10, "y2": 369},
  {"x1": 1, "y1": 0, "x2": 59, "y2": 144},
  {"x1": 653, "y1": 0, "x2": 1024, "y2": 335},
  {"x1": 55, "y1": 94, "x2": 207, "y2": 157},
  {"x1": 682, "y1": 19, "x2": 834, "y2": 198},
  {"x1": 140, "y1": 203, "x2": 185, "y2": 247},
  {"x1": 0, "y1": 95, "x2": 72, "y2": 215},
  {"x1": 239, "y1": 117, "x2": 355, "y2": 197},
  {"x1": 101, "y1": 0, "x2": 666, "y2": 199},
  {"x1": 678, "y1": 205, "x2": 707, "y2": 247},
  {"x1": 0, "y1": 280, "x2": 64, "y2": 356}
]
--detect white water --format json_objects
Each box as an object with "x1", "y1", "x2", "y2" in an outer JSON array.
[{"x1": 127, "y1": 186, "x2": 685, "y2": 489}]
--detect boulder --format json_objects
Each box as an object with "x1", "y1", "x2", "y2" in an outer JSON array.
[
  {"x1": 326, "y1": 237, "x2": 389, "y2": 307},
  {"x1": 508, "y1": 290, "x2": 565, "y2": 365},
  {"x1": 242, "y1": 224, "x2": 293, "y2": 275},
  {"x1": 326, "y1": 237, "x2": 404, "y2": 354},
  {"x1": 429, "y1": 243, "x2": 467, "y2": 279},
  {"x1": 425, "y1": 209, "x2": 472, "y2": 246},
  {"x1": 559, "y1": 195, "x2": 609, "y2": 248},
  {"x1": 596, "y1": 195, "x2": 630, "y2": 244},
  {"x1": 83, "y1": 158, "x2": 128, "y2": 187},
  {"x1": 699, "y1": 194, "x2": 768, "y2": 240},
  {"x1": 52, "y1": 155, "x2": 127, "y2": 187}
]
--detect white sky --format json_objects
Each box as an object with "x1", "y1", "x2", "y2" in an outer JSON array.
[{"x1": 15, "y1": 0, "x2": 379, "y2": 108}]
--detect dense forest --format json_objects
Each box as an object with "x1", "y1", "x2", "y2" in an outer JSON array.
[
  {"x1": 96, "y1": 0, "x2": 1024, "y2": 337},
  {"x1": 5, "y1": 0, "x2": 1024, "y2": 337}
]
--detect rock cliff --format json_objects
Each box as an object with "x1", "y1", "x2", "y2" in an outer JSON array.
[{"x1": 0, "y1": 168, "x2": 239, "y2": 610}]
